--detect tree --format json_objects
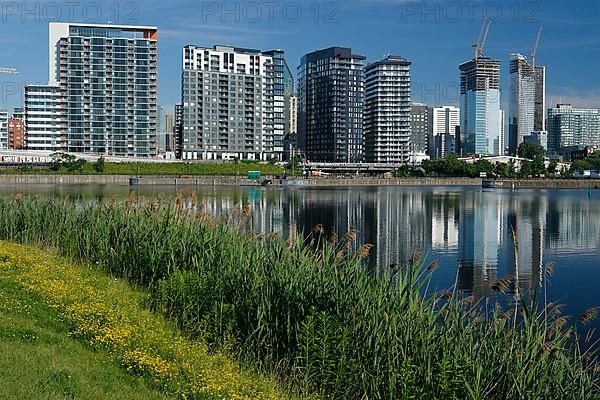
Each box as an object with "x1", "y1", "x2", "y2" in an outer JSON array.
[
  {"x1": 93, "y1": 157, "x2": 106, "y2": 173},
  {"x1": 547, "y1": 160, "x2": 558, "y2": 176},
  {"x1": 519, "y1": 161, "x2": 534, "y2": 178},
  {"x1": 67, "y1": 158, "x2": 87, "y2": 172},
  {"x1": 49, "y1": 152, "x2": 87, "y2": 172},
  {"x1": 571, "y1": 160, "x2": 592, "y2": 173},
  {"x1": 473, "y1": 159, "x2": 494, "y2": 177},
  {"x1": 494, "y1": 162, "x2": 510, "y2": 178},
  {"x1": 518, "y1": 142, "x2": 546, "y2": 161},
  {"x1": 582, "y1": 151, "x2": 600, "y2": 170},
  {"x1": 507, "y1": 161, "x2": 518, "y2": 178},
  {"x1": 394, "y1": 166, "x2": 413, "y2": 178},
  {"x1": 50, "y1": 152, "x2": 76, "y2": 171}
]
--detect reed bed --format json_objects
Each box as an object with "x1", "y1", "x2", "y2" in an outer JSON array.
[{"x1": 0, "y1": 194, "x2": 598, "y2": 399}]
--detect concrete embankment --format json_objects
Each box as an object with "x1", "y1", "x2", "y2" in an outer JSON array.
[{"x1": 0, "y1": 175, "x2": 599, "y2": 189}]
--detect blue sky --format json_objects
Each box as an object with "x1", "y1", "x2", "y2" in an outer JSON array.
[{"x1": 1, "y1": 0, "x2": 599, "y2": 115}]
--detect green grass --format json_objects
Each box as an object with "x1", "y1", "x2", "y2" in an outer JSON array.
[
  {"x1": 0, "y1": 242, "x2": 292, "y2": 400},
  {"x1": 0, "y1": 277, "x2": 170, "y2": 400},
  {"x1": 0, "y1": 195, "x2": 598, "y2": 399},
  {"x1": 0, "y1": 161, "x2": 286, "y2": 176}
]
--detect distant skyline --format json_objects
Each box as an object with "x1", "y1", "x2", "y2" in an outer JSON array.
[{"x1": 1, "y1": 0, "x2": 599, "y2": 113}]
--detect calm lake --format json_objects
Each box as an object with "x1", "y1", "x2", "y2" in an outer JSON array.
[{"x1": 2, "y1": 184, "x2": 599, "y2": 324}]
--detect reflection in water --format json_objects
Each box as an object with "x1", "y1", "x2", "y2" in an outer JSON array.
[{"x1": 1, "y1": 184, "x2": 599, "y2": 314}]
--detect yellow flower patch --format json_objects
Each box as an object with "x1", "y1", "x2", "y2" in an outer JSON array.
[{"x1": 0, "y1": 241, "x2": 290, "y2": 400}]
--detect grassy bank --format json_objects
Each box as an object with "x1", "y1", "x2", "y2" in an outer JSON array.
[
  {"x1": 0, "y1": 195, "x2": 598, "y2": 399},
  {"x1": 0, "y1": 241, "x2": 287, "y2": 400},
  {"x1": 1, "y1": 161, "x2": 286, "y2": 176},
  {"x1": 0, "y1": 254, "x2": 169, "y2": 400}
]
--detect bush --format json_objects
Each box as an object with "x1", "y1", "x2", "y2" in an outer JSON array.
[{"x1": 93, "y1": 157, "x2": 106, "y2": 173}]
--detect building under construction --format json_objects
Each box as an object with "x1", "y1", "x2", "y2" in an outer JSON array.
[
  {"x1": 459, "y1": 21, "x2": 502, "y2": 156},
  {"x1": 509, "y1": 28, "x2": 546, "y2": 155},
  {"x1": 459, "y1": 57, "x2": 502, "y2": 155}
]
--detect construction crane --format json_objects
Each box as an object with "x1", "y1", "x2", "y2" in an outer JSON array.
[
  {"x1": 0, "y1": 67, "x2": 19, "y2": 75},
  {"x1": 531, "y1": 27, "x2": 543, "y2": 68},
  {"x1": 472, "y1": 19, "x2": 492, "y2": 60}
]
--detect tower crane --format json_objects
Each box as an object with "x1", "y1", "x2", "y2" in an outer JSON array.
[
  {"x1": 472, "y1": 19, "x2": 492, "y2": 60},
  {"x1": 0, "y1": 67, "x2": 19, "y2": 74},
  {"x1": 531, "y1": 27, "x2": 542, "y2": 68}
]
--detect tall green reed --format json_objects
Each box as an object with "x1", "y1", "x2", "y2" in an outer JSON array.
[{"x1": 0, "y1": 194, "x2": 598, "y2": 399}]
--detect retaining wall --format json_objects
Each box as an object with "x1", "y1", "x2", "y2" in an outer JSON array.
[{"x1": 0, "y1": 175, "x2": 598, "y2": 189}]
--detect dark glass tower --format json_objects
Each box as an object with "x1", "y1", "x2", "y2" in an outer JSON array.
[{"x1": 298, "y1": 47, "x2": 365, "y2": 163}]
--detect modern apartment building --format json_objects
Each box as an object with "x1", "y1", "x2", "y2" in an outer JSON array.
[
  {"x1": 548, "y1": 104, "x2": 600, "y2": 156},
  {"x1": 298, "y1": 47, "x2": 365, "y2": 163},
  {"x1": 34, "y1": 22, "x2": 158, "y2": 157},
  {"x1": 509, "y1": 53, "x2": 545, "y2": 155},
  {"x1": 364, "y1": 55, "x2": 411, "y2": 164},
  {"x1": 24, "y1": 84, "x2": 66, "y2": 151},
  {"x1": 180, "y1": 45, "x2": 292, "y2": 161},
  {"x1": 459, "y1": 57, "x2": 502, "y2": 155},
  {"x1": 284, "y1": 95, "x2": 298, "y2": 159},
  {"x1": 410, "y1": 103, "x2": 432, "y2": 156},
  {"x1": 0, "y1": 110, "x2": 8, "y2": 149},
  {"x1": 432, "y1": 106, "x2": 460, "y2": 158}
]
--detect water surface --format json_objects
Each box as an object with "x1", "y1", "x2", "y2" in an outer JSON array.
[{"x1": 2, "y1": 184, "x2": 599, "y2": 324}]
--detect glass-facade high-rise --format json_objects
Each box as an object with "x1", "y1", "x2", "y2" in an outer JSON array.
[
  {"x1": 364, "y1": 56, "x2": 411, "y2": 163},
  {"x1": 459, "y1": 57, "x2": 501, "y2": 156},
  {"x1": 298, "y1": 47, "x2": 365, "y2": 163},
  {"x1": 509, "y1": 53, "x2": 545, "y2": 155},
  {"x1": 48, "y1": 22, "x2": 158, "y2": 157}
]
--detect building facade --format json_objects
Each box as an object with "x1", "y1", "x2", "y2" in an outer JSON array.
[
  {"x1": 174, "y1": 103, "x2": 183, "y2": 157},
  {"x1": 298, "y1": 47, "x2": 365, "y2": 163},
  {"x1": 156, "y1": 106, "x2": 164, "y2": 153},
  {"x1": 508, "y1": 53, "x2": 546, "y2": 155},
  {"x1": 534, "y1": 66, "x2": 546, "y2": 132},
  {"x1": 0, "y1": 110, "x2": 7, "y2": 149},
  {"x1": 24, "y1": 84, "x2": 66, "y2": 151},
  {"x1": 499, "y1": 109, "x2": 505, "y2": 155},
  {"x1": 8, "y1": 107, "x2": 25, "y2": 149},
  {"x1": 284, "y1": 95, "x2": 298, "y2": 159},
  {"x1": 7, "y1": 119, "x2": 25, "y2": 149},
  {"x1": 180, "y1": 45, "x2": 291, "y2": 161},
  {"x1": 548, "y1": 104, "x2": 600, "y2": 156},
  {"x1": 165, "y1": 113, "x2": 175, "y2": 153},
  {"x1": 459, "y1": 57, "x2": 501, "y2": 156},
  {"x1": 364, "y1": 55, "x2": 411, "y2": 164},
  {"x1": 288, "y1": 96, "x2": 298, "y2": 136},
  {"x1": 410, "y1": 103, "x2": 432, "y2": 156},
  {"x1": 48, "y1": 22, "x2": 158, "y2": 157},
  {"x1": 524, "y1": 131, "x2": 548, "y2": 151},
  {"x1": 432, "y1": 106, "x2": 460, "y2": 158}
]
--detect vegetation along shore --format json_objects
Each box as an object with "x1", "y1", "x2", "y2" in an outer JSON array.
[{"x1": 0, "y1": 194, "x2": 598, "y2": 399}]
